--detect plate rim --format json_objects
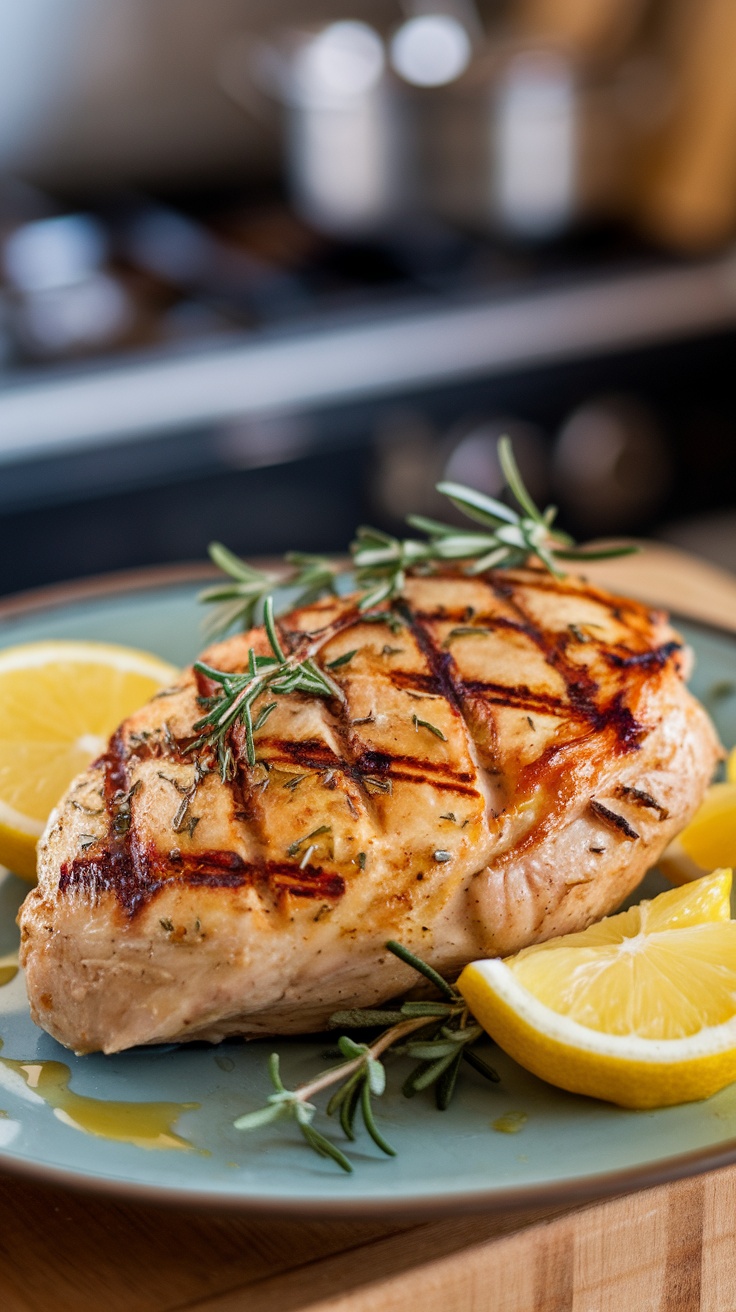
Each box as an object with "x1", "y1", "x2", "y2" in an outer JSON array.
[{"x1": 1, "y1": 563, "x2": 735, "y2": 1218}]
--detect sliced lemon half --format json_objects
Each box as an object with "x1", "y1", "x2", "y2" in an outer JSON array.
[
  {"x1": 458, "y1": 871, "x2": 736, "y2": 1108},
  {"x1": 0, "y1": 640, "x2": 179, "y2": 881}
]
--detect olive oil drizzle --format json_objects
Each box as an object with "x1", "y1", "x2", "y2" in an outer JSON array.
[{"x1": 0, "y1": 1047, "x2": 198, "y2": 1151}]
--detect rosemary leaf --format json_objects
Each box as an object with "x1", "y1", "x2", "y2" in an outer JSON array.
[
  {"x1": 386, "y1": 940, "x2": 456, "y2": 1001},
  {"x1": 329, "y1": 1009, "x2": 406, "y2": 1028},
  {"x1": 412, "y1": 714, "x2": 447, "y2": 741},
  {"x1": 201, "y1": 438, "x2": 637, "y2": 652},
  {"x1": 399, "y1": 1001, "x2": 455, "y2": 1018},
  {"x1": 360, "y1": 1081, "x2": 396, "y2": 1156},
  {"x1": 299, "y1": 1120, "x2": 353, "y2": 1173},
  {"x1": 326, "y1": 649, "x2": 358, "y2": 670},
  {"x1": 443, "y1": 627, "x2": 490, "y2": 646},
  {"x1": 435, "y1": 1051, "x2": 464, "y2": 1110},
  {"x1": 287, "y1": 824, "x2": 331, "y2": 858},
  {"x1": 462, "y1": 1048, "x2": 501, "y2": 1083},
  {"x1": 233, "y1": 943, "x2": 498, "y2": 1171},
  {"x1": 339, "y1": 1081, "x2": 362, "y2": 1140}
]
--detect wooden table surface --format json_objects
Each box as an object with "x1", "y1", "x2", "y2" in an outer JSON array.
[{"x1": 2, "y1": 543, "x2": 736, "y2": 1312}]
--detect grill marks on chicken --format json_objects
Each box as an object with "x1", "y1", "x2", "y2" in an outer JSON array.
[{"x1": 20, "y1": 569, "x2": 721, "y2": 1053}]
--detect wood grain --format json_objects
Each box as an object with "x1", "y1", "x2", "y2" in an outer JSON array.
[
  {"x1": 2, "y1": 544, "x2": 736, "y2": 1312},
  {"x1": 151, "y1": 1167, "x2": 736, "y2": 1312}
]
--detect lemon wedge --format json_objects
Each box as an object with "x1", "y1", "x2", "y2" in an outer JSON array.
[
  {"x1": 0, "y1": 640, "x2": 178, "y2": 881},
  {"x1": 458, "y1": 871, "x2": 736, "y2": 1108}
]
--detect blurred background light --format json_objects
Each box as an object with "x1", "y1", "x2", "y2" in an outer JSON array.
[
  {"x1": 3, "y1": 213, "x2": 133, "y2": 356},
  {"x1": 390, "y1": 15, "x2": 472, "y2": 88},
  {"x1": 4, "y1": 213, "x2": 107, "y2": 292},
  {"x1": 553, "y1": 397, "x2": 671, "y2": 533},
  {"x1": 294, "y1": 22, "x2": 385, "y2": 104},
  {"x1": 0, "y1": 0, "x2": 735, "y2": 595},
  {"x1": 495, "y1": 51, "x2": 576, "y2": 239},
  {"x1": 286, "y1": 23, "x2": 398, "y2": 234}
]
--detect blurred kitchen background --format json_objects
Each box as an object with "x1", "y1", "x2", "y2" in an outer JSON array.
[{"x1": 1, "y1": 0, "x2": 736, "y2": 596}]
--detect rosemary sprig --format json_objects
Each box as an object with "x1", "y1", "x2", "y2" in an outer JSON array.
[
  {"x1": 199, "y1": 546, "x2": 340, "y2": 639},
  {"x1": 189, "y1": 597, "x2": 344, "y2": 777},
  {"x1": 233, "y1": 941, "x2": 498, "y2": 1172},
  {"x1": 350, "y1": 437, "x2": 637, "y2": 608},
  {"x1": 200, "y1": 437, "x2": 636, "y2": 637}
]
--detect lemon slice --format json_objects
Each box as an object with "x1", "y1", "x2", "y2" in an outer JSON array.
[
  {"x1": 0, "y1": 640, "x2": 179, "y2": 880},
  {"x1": 458, "y1": 871, "x2": 736, "y2": 1108},
  {"x1": 659, "y1": 779, "x2": 736, "y2": 885}
]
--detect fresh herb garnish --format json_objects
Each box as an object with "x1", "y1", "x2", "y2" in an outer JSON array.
[
  {"x1": 158, "y1": 759, "x2": 209, "y2": 834},
  {"x1": 189, "y1": 598, "x2": 344, "y2": 778},
  {"x1": 412, "y1": 713, "x2": 447, "y2": 741},
  {"x1": 200, "y1": 437, "x2": 636, "y2": 637},
  {"x1": 287, "y1": 824, "x2": 331, "y2": 858},
  {"x1": 111, "y1": 780, "x2": 141, "y2": 836},
  {"x1": 362, "y1": 775, "x2": 392, "y2": 794},
  {"x1": 443, "y1": 627, "x2": 490, "y2": 646},
  {"x1": 326, "y1": 649, "x2": 358, "y2": 670},
  {"x1": 348, "y1": 437, "x2": 636, "y2": 610},
  {"x1": 199, "y1": 546, "x2": 339, "y2": 640},
  {"x1": 233, "y1": 941, "x2": 497, "y2": 1172}
]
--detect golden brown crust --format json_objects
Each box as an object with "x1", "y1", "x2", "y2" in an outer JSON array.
[{"x1": 19, "y1": 568, "x2": 722, "y2": 1052}]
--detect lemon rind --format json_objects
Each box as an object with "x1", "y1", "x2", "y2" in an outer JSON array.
[
  {"x1": 0, "y1": 640, "x2": 178, "y2": 681},
  {"x1": 462, "y1": 957, "x2": 736, "y2": 1062}
]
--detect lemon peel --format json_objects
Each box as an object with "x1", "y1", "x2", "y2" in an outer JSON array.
[{"x1": 458, "y1": 871, "x2": 736, "y2": 1109}]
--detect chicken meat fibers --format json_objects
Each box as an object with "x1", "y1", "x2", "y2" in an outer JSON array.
[{"x1": 19, "y1": 569, "x2": 720, "y2": 1054}]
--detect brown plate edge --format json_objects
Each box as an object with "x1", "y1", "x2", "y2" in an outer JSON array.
[{"x1": 0, "y1": 562, "x2": 735, "y2": 1217}]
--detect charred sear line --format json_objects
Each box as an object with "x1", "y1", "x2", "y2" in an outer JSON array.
[
  {"x1": 355, "y1": 748, "x2": 471, "y2": 783},
  {"x1": 388, "y1": 772, "x2": 479, "y2": 796},
  {"x1": 411, "y1": 608, "x2": 533, "y2": 637},
  {"x1": 60, "y1": 845, "x2": 345, "y2": 916},
  {"x1": 402, "y1": 607, "x2": 464, "y2": 713},
  {"x1": 487, "y1": 576, "x2": 601, "y2": 716},
  {"x1": 460, "y1": 680, "x2": 570, "y2": 717},
  {"x1": 607, "y1": 641, "x2": 682, "y2": 671},
  {"x1": 599, "y1": 694, "x2": 647, "y2": 750},
  {"x1": 486, "y1": 577, "x2": 649, "y2": 752},
  {"x1": 589, "y1": 799, "x2": 640, "y2": 840},
  {"x1": 388, "y1": 670, "x2": 444, "y2": 696},
  {"x1": 616, "y1": 784, "x2": 669, "y2": 819},
  {"x1": 259, "y1": 737, "x2": 342, "y2": 772},
  {"x1": 101, "y1": 729, "x2": 130, "y2": 807}
]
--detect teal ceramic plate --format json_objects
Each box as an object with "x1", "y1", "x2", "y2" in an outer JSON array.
[{"x1": 1, "y1": 570, "x2": 735, "y2": 1217}]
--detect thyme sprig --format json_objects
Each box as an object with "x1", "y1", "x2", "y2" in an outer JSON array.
[
  {"x1": 233, "y1": 941, "x2": 498, "y2": 1173},
  {"x1": 189, "y1": 597, "x2": 344, "y2": 777},
  {"x1": 201, "y1": 437, "x2": 636, "y2": 637}
]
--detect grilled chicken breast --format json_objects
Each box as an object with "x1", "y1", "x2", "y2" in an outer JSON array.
[{"x1": 19, "y1": 569, "x2": 720, "y2": 1054}]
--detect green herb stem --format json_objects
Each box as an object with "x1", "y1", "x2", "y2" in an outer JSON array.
[{"x1": 200, "y1": 437, "x2": 637, "y2": 639}]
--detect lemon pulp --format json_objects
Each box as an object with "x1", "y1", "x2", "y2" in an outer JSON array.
[
  {"x1": 458, "y1": 871, "x2": 736, "y2": 1108},
  {"x1": 0, "y1": 640, "x2": 178, "y2": 880}
]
